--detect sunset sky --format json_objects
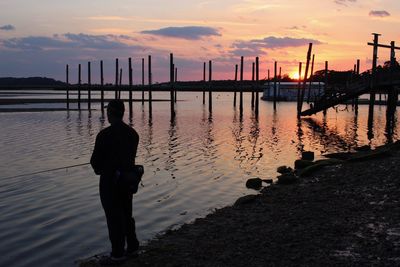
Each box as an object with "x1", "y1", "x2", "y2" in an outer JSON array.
[{"x1": 0, "y1": 0, "x2": 398, "y2": 83}]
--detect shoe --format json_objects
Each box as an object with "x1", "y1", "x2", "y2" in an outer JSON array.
[{"x1": 98, "y1": 255, "x2": 127, "y2": 266}]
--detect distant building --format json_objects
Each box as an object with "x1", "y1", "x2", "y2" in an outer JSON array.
[{"x1": 261, "y1": 82, "x2": 325, "y2": 102}]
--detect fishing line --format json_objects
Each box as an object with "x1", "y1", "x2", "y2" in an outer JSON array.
[{"x1": 3, "y1": 162, "x2": 90, "y2": 180}]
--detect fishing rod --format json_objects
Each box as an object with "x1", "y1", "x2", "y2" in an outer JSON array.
[{"x1": 3, "y1": 162, "x2": 90, "y2": 180}]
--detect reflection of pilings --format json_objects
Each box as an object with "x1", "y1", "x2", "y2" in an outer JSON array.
[
  {"x1": 303, "y1": 117, "x2": 357, "y2": 152},
  {"x1": 296, "y1": 118, "x2": 304, "y2": 154}
]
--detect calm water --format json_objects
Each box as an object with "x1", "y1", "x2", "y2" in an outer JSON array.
[{"x1": 0, "y1": 92, "x2": 398, "y2": 266}]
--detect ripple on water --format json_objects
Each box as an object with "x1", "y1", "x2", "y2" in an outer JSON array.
[{"x1": 0, "y1": 94, "x2": 398, "y2": 266}]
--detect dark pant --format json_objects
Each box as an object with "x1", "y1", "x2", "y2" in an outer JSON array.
[{"x1": 100, "y1": 177, "x2": 139, "y2": 257}]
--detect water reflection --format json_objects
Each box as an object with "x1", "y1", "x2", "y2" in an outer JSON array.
[{"x1": 303, "y1": 117, "x2": 357, "y2": 153}]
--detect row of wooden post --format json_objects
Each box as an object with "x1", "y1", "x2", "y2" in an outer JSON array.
[{"x1": 66, "y1": 55, "x2": 261, "y2": 118}]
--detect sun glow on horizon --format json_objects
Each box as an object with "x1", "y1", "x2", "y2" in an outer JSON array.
[{"x1": 290, "y1": 72, "x2": 300, "y2": 80}]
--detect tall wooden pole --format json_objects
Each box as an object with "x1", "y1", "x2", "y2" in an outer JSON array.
[
  {"x1": 368, "y1": 33, "x2": 380, "y2": 126},
  {"x1": 387, "y1": 41, "x2": 397, "y2": 131},
  {"x1": 323, "y1": 60, "x2": 328, "y2": 116},
  {"x1": 203, "y1": 62, "x2": 206, "y2": 105},
  {"x1": 129, "y1": 57, "x2": 133, "y2": 115},
  {"x1": 148, "y1": 55, "x2": 152, "y2": 112},
  {"x1": 355, "y1": 59, "x2": 360, "y2": 115},
  {"x1": 278, "y1": 66, "x2": 282, "y2": 98},
  {"x1": 78, "y1": 63, "x2": 81, "y2": 110},
  {"x1": 88, "y1": 61, "x2": 91, "y2": 110},
  {"x1": 273, "y1": 61, "x2": 277, "y2": 110},
  {"x1": 66, "y1": 64, "x2": 69, "y2": 110},
  {"x1": 296, "y1": 62, "x2": 303, "y2": 117},
  {"x1": 174, "y1": 67, "x2": 177, "y2": 103},
  {"x1": 255, "y1": 57, "x2": 259, "y2": 117},
  {"x1": 239, "y1": 56, "x2": 244, "y2": 116},
  {"x1": 170, "y1": 53, "x2": 175, "y2": 120},
  {"x1": 100, "y1": 60, "x2": 104, "y2": 112},
  {"x1": 115, "y1": 58, "x2": 119, "y2": 99},
  {"x1": 299, "y1": 43, "x2": 313, "y2": 115},
  {"x1": 119, "y1": 68, "x2": 123, "y2": 99},
  {"x1": 208, "y1": 60, "x2": 212, "y2": 113},
  {"x1": 234, "y1": 64, "x2": 238, "y2": 107},
  {"x1": 251, "y1": 62, "x2": 255, "y2": 109},
  {"x1": 307, "y1": 54, "x2": 315, "y2": 103},
  {"x1": 141, "y1": 58, "x2": 145, "y2": 105}
]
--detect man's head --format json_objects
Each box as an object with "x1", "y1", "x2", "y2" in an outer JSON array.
[{"x1": 107, "y1": 99, "x2": 125, "y2": 123}]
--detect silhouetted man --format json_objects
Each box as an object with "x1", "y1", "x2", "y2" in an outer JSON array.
[{"x1": 91, "y1": 99, "x2": 140, "y2": 265}]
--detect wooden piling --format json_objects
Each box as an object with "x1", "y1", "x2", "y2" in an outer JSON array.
[
  {"x1": 66, "y1": 64, "x2": 69, "y2": 110},
  {"x1": 203, "y1": 62, "x2": 206, "y2": 105},
  {"x1": 387, "y1": 41, "x2": 398, "y2": 129},
  {"x1": 78, "y1": 64, "x2": 81, "y2": 110},
  {"x1": 115, "y1": 58, "x2": 119, "y2": 99},
  {"x1": 208, "y1": 60, "x2": 212, "y2": 113},
  {"x1": 174, "y1": 67, "x2": 177, "y2": 103},
  {"x1": 239, "y1": 56, "x2": 244, "y2": 116},
  {"x1": 119, "y1": 68, "x2": 123, "y2": 99},
  {"x1": 296, "y1": 62, "x2": 303, "y2": 116},
  {"x1": 323, "y1": 61, "x2": 328, "y2": 116},
  {"x1": 100, "y1": 60, "x2": 104, "y2": 112},
  {"x1": 128, "y1": 57, "x2": 133, "y2": 115},
  {"x1": 273, "y1": 61, "x2": 277, "y2": 110},
  {"x1": 234, "y1": 64, "x2": 238, "y2": 107},
  {"x1": 299, "y1": 43, "x2": 313, "y2": 115},
  {"x1": 307, "y1": 54, "x2": 315, "y2": 103},
  {"x1": 278, "y1": 66, "x2": 282, "y2": 98},
  {"x1": 368, "y1": 33, "x2": 380, "y2": 125},
  {"x1": 170, "y1": 53, "x2": 175, "y2": 119},
  {"x1": 355, "y1": 59, "x2": 360, "y2": 114},
  {"x1": 88, "y1": 61, "x2": 91, "y2": 110},
  {"x1": 251, "y1": 62, "x2": 255, "y2": 109},
  {"x1": 148, "y1": 55, "x2": 152, "y2": 112},
  {"x1": 141, "y1": 58, "x2": 145, "y2": 105},
  {"x1": 255, "y1": 57, "x2": 259, "y2": 117}
]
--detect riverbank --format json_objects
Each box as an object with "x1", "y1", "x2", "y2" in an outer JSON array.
[{"x1": 79, "y1": 142, "x2": 400, "y2": 267}]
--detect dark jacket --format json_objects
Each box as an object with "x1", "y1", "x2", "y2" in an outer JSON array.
[{"x1": 91, "y1": 121, "x2": 139, "y2": 178}]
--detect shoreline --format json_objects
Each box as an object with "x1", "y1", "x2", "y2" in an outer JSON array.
[{"x1": 79, "y1": 142, "x2": 400, "y2": 266}]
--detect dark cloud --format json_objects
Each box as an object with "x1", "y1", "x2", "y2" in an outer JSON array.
[
  {"x1": 231, "y1": 36, "x2": 322, "y2": 56},
  {"x1": 369, "y1": 10, "x2": 390, "y2": 17},
  {"x1": 0, "y1": 24, "x2": 16, "y2": 31},
  {"x1": 334, "y1": 0, "x2": 356, "y2": 6},
  {"x1": 141, "y1": 26, "x2": 221, "y2": 40}
]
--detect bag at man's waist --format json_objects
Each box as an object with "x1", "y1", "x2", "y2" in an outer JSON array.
[{"x1": 116, "y1": 165, "x2": 144, "y2": 194}]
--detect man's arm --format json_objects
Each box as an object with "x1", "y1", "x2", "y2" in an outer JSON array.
[{"x1": 90, "y1": 134, "x2": 103, "y2": 175}]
